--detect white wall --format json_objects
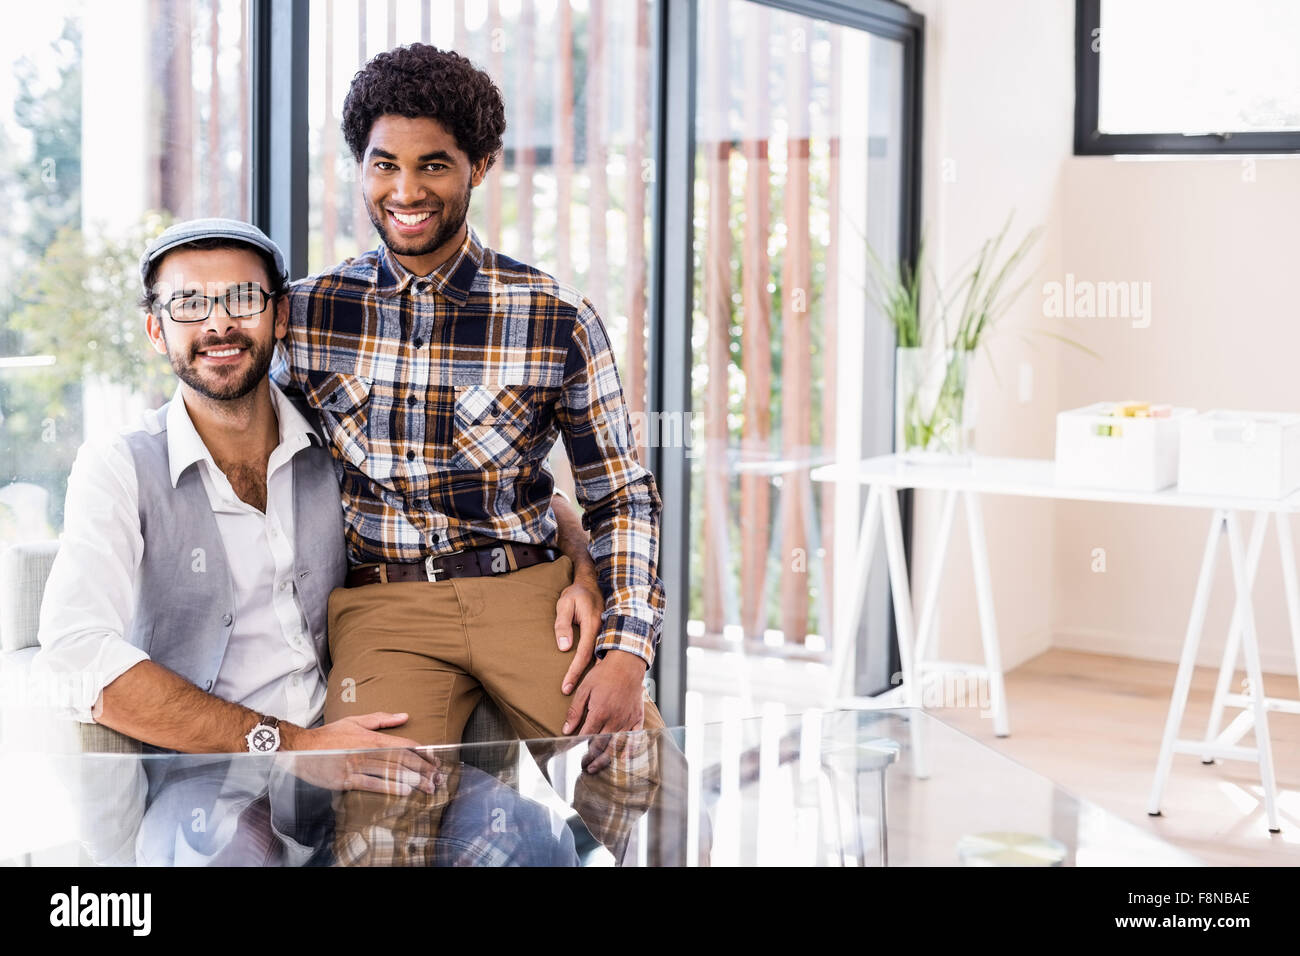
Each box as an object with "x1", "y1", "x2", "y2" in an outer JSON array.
[
  {"x1": 907, "y1": 0, "x2": 1074, "y2": 671},
  {"x1": 1053, "y1": 156, "x2": 1300, "y2": 675}
]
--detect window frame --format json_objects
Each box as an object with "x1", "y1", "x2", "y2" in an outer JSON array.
[
  {"x1": 1074, "y1": 0, "x2": 1300, "y2": 156},
  {"x1": 651, "y1": 0, "x2": 925, "y2": 719}
]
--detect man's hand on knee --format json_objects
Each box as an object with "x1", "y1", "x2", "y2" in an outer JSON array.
[
  {"x1": 554, "y1": 573, "x2": 604, "y2": 694},
  {"x1": 281, "y1": 712, "x2": 443, "y2": 795},
  {"x1": 562, "y1": 649, "x2": 647, "y2": 772}
]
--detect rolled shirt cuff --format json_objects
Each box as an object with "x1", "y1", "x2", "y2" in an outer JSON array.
[
  {"x1": 30, "y1": 643, "x2": 150, "y2": 724},
  {"x1": 594, "y1": 615, "x2": 657, "y2": 670}
]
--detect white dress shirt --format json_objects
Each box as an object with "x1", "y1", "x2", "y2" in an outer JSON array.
[{"x1": 35, "y1": 383, "x2": 330, "y2": 730}]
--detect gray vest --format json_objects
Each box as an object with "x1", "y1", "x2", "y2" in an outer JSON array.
[{"x1": 123, "y1": 402, "x2": 348, "y2": 698}]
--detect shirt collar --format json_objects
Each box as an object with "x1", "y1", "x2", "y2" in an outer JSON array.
[
  {"x1": 374, "y1": 223, "x2": 484, "y2": 306},
  {"x1": 164, "y1": 381, "x2": 322, "y2": 488}
]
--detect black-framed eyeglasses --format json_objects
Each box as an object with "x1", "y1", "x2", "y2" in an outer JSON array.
[{"x1": 158, "y1": 285, "x2": 278, "y2": 323}]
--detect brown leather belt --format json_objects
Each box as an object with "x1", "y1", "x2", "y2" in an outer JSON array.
[{"x1": 345, "y1": 542, "x2": 560, "y2": 588}]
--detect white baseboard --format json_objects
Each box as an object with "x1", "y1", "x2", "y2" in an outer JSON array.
[
  {"x1": 1052, "y1": 626, "x2": 1298, "y2": 677},
  {"x1": 1002, "y1": 628, "x2": 1055, "y2": 671},
  {"x1": 923, "y1": 627, "x2": 1054, "y2": 674}
]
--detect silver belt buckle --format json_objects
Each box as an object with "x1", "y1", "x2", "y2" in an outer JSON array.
[{"x1": 424, "y1": 554, "x2": 445, "y2": 582}]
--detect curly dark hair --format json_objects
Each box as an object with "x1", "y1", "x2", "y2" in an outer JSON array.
[{"x1": 341, "y1": 44, "x2": 506, "y2": 170}]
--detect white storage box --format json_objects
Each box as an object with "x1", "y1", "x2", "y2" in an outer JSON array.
[
  {"x1": 1054, "y1": 403, "x2": 1194, "y2": 492},
  {"x1": 1178, "y1": 410, "x2": 1300, "y2": 499}
]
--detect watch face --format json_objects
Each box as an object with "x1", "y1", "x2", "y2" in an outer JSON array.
[{"x1": 248, "y1": 724, "x2": 280, "y2": 753}]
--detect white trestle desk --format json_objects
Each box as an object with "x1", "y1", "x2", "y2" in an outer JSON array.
[{"x1": 810, "y1": 454, "x2": 1300, "y2": 832}]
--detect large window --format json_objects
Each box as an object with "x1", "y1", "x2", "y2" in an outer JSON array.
[
  {"x1": 1075, "y1": 0, "x2": 1300, "y2": 154},
  {"x1": 685, "y1": 0, "x2": 917, "y2": 710},
  {"x1": 0, "y1": 0, "x2": 252, "y2": 547}
]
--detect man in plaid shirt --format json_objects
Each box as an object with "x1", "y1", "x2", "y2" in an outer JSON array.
[{"x1": 275, "y1": 44, "x2": 694, "y2": 865}]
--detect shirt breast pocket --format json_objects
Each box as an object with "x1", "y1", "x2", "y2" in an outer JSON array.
[
  {"x1": 305, "y1": 370, "x2": 372, "y2": 468},
  {"x1": 452, "y1": 383, "x2": 535, "y2": 471}
]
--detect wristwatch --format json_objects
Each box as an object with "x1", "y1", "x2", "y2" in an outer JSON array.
[{"x1": 245, "y1": 714, "x2": 282, "y2": 753}]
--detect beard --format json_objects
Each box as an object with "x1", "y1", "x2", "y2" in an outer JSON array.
[
  {"x1": 164, "y1": 329, "x2": 273, "y2": 402},
  {"x1": 365, "y1": 178, "x2": 473, "y2": 263}
]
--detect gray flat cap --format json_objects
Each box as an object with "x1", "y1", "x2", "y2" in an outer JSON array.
[{"x1": 139, "y1": 217, "x2": 287, "y2": 292}]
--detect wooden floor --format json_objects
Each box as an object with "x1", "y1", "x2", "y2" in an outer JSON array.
[{"x1": 928, "y1": 648, "x2": 1300, "y2": 867}]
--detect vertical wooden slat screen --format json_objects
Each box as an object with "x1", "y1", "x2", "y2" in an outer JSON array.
[
  {"x1": 208, "y1": 0, "x2": 221, "y2": 215},
  {"x1": 780, "y1": 14, "x2": 812, "y2": 645},
  {"x1": 239, "y1": 0, "x2": 250, "y2": 219},
  {"x1": 353, "y1": 1, "x2": 371, "y2": 251},
  {"x1": 520, "y1": 8, "x2": 535, "y2": 261},
  {"x1": 819, "y1": 28, "x2": 842, "y2": 640},
  {"x1": 740, "y1": 3, "x2": 772, "y2": 640},
  {"x1": 486, "y1": 0, "x2": 503, "y2": 249},
  {"x1": 453, "y1": 0, "x2": 466, "y2": 57},
  {"x1": 162, "y1": 0, "x2": 194, "y2": 217},
  {"x1": 555, "y1": 1, "x2": 574, "y2": 283},
  {"x1": 585, "y1": 1, "x2": 608, "y2": 318},
  {"x1": 701, "y1": 0, "x2": 731, "y2": 637},
  {"x1": 516, "y1": 4, "x2": 536, "y2": 263},
  {"x1": 625, "y1": 1, "x2": 650, "y2": 466},
  {"x1": 321, "y1": 0, "x2": 338, "y2": 265}
]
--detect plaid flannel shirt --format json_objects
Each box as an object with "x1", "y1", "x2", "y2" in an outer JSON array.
[{"x1": 272, "y1": 225, "x2": 665, "y2": 666}]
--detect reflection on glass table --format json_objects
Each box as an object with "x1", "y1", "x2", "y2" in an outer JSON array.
[{"x1": 0, "y1": 709, "x2": 1200, "y2": 867}]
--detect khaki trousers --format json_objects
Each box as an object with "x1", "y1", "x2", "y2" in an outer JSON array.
[{"x1": 325, "y1": 554, "x2": 697, "y2": 865}]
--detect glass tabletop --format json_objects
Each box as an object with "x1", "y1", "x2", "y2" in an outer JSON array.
[{"x1": 0, "y1": 708, "x2": 1200, "y2": 867}]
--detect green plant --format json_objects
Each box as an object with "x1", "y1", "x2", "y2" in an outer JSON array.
[
  {"x1": 947, "y1": 213, "x2": 1042, "y2": 353},
  {"x1": 866, "y1": 238, "x2": 925, "y2": 348},
  {"x1": 874, "y1": 214, "x2": 1054, "y2": 455}
]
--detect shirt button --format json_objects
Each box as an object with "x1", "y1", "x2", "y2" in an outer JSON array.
[
  {"x1": 221, "y1": 613, "x2": 233, "y2": 626},
  {"x1": 279, "y1": 581, "x2": 290, "y2": 591},
  {"x1": 407, "y1": 395, "x2": 417, "y2": 406},
  {"x1": 406, "y1": 449, "x2": 416, "y2": 461},
  {"x1": 413, "y1": 337, "x2": 424, "y2": 349}
]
